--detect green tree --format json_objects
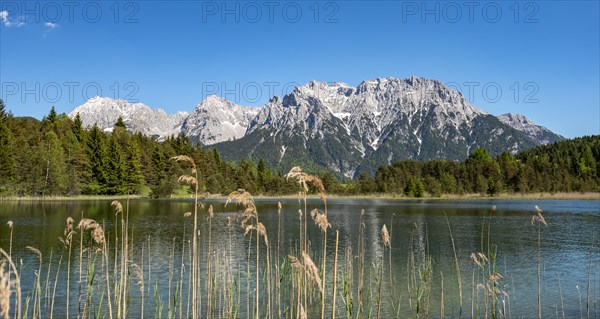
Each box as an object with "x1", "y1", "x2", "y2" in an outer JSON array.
[
  {"x1": 320, "y1": 171, "x2": 339, "y2": 194},
  {"x1": 150, "y1": 143, "x2": 170, "y2": 197},
  {"x1": 0, "y1": 99, "x2": 15, "y2": 191},
  {"x1": 86, "y1": 124, "x2": 109, "y2": 194},
  {"x1": 106, "y1": 134, "x2": 126, "y2": 194},
  {"x1": 41, "y1": 130, "x2": 68, "y2": 195},
  {"x1": 72, "y1": 113, "x2": 85, "y2": 142},
  {"x1": 257, "y1": 159, "x2": 272, "y2": 193},
  {"x1": 466, "y1": 147, "x2": 500, "y2": 194},
  {"x1": 404, "y1": 176, "x2": 425, "y2": 197},
  {"x1": 357, "y1": 172, "x2": 376, "y2": 194},
  {"x1": 124, "y1": 135, "x2": 145, "y2": 194},
  {"x1": 578, "y1": 145, "x2": 597, "y2": 179},
  {"x1": 413, "y1": 178, "x2": 425, "y2": 198},
  {"x1": 47, "y1": 106, "x2": 58, "y2": 124},
  {"x1": 114, "y1": 116, "x2": 127, "y2": 129},
  {"x1": 424, "y1": 176, "x2": 442, "y2": 197},
  {"x1": 64, "y1": 130, "x2": 89, "y2": 195}
]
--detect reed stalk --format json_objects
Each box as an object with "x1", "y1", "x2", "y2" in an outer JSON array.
[
  {"x1": 78, "y1": 212, "x2": 84, "y2": 317},
  {"x1": 332, "y1": 230, "x2": 339, "y2": 319},
  {"x1": 378, "y1": 225, "x2": 390, "y2": 319},
  {"x1": 49, "y1": 253, "x2": 62, "y2": 319},
  {"x1": 587, "y1": 247, "x2": 593, "y2": 319},
  {"x1": 0, "y1": 248, "x2": 21, "y2": 319},
  {"x1": 532, "y1": 205, "x2": 547, "y2": 319},
  {"x1": 25, "y1": 246, "x2": 42, "y2": 318},
  {"x1": 171, "y1": 155, "x2": 199, "y2": 319},
  {"x1": 445, "y1": 213, "x2": 463, "y2": 317}
]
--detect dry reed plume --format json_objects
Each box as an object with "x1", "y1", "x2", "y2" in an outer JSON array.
[
  {"x1": 77, "y1": 218, "x2": 105, "y2": 245},
  {"x1": 381, "y1": 224, "x2": 391, "y2": 248},
  {"x1": 311, "y1": 209, "x2": 330, "y2": 232},
  {"x1": 301, "y1": 251, "x2": 323, "y2": 294},
  {"x1": 226, "y1": 188, "x2": 267, "y2": 319},
  {"x1": 470, "y1": 252, "x2": 488, "y2": 269},
  {"x1": 0, "y1": 248, "x2": 20, "y2": 319},
  {"x1": 172, "y1": 155, "x2": 200, "y2": 319},
  {"x1": 285, "y1": 166, "x2": 326, "y2": 201},
  {"x1": 0, "y1": 261, "x2": 11, "y2": 319}
]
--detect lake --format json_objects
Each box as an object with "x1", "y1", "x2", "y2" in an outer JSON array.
[{"x1": 1, "y1": 198, "x2": 599, "y2": 318}]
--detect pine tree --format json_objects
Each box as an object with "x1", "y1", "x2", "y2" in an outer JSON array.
[
  {"x1": 107, "y1": 134, "x2": 126, "y2": 194},
  {"x1": 413, "y1": 178, "x2": 425, "y2": 198},
  {"x1": 257, "y1": 159, "x2": 272, "y2": 193},
  {"x1": 124, "y1": 135, "x2": 145, "y2": 194},
  {"x1": 150, "y1": 142, "x2": 169, "y2": 196},
  {"x1": 0, "y1": 99, "x2": 15, "y2": 191},
  {"x1": 357, "y1": 172, "x2": 376, "y2": 194},
  {"x1": 47, "y1": 106, "x2": 58, "y2": 124},
  {"x1": 42, "y1": 130, "x2": 68, "y2": 195},
  {"x1": 86, "y1": 124, "x2": 109, "y2": 194},
  {"x1": 64, "y1": 130, "x2": 89, "y2": 195},
  {"x1": 72, "y1": 113, "x2": 85, "y2": 142},
  {"x1": 0, "y1": 99, "x2": 7, "y2": 123},
  {"x1": 114, "y1": 116, "x2": 127, "y2": 129},
  {"x1": 320, "y1": 171, "x2": 338, "y2": 193}
]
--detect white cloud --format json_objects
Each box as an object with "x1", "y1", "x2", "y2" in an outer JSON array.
[
  {"x1": 1, "y1": 10, "x2": 26, "y2": 27},
  {"x1": 45, "y1": 22, "x2": 58, "y2": 29},
  {"x1": 0, "y1": 11, "x2": 9, "y2": 26}
]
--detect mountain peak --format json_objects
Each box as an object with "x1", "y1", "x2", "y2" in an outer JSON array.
[
  {"x1": 182, "y1": 96, "x2": 260, "y2": 145},
  {"x1": 497, "y1": 113, "x2": 563, "y2": 145},
  {"x1": 203, "y1": 95, "x2": 236, "y2": 105},
  {"x1": 69, "y1": 97, "x2": 187, "y2": 140},
  {"x1": 69, "y1": 77, "x2": 563, "y2": 178}
]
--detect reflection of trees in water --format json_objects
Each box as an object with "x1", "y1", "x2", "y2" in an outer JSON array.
[{"x1": 412, "y1": 214, "x2": 428, "y2": 265}]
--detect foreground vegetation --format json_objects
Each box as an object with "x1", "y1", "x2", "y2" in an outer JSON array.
[
  {"x1": 1, "y1": 164, "x2": 598, "y2": 319},
  {"x1": 0, "y1": 101, "x2": 599, "y2": 199}
]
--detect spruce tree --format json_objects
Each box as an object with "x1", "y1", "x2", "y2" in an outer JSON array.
[
  {"x1": 47, "y1": 106, "x2": 58, "y2": 124},
  {"x1": 150, "y1": 142, "x2": 169, "y2": 196},
  {"x1": 107, "y1": 134, "x2": 126, "y2": 194},
  {"x1": 114, "y1": 116, "x2": 127, "y2": 129},
  {"x1": 64, "y1": 130, "x2": 89, "y2": 195},
  {"x1": 124, "y1": 135, "x2": 145, "y2": 194},
  {"x1": 72, "y1": 113, "x2": 85, "y2": 142},
  {"x1": 0, "y1": 99, "x2": 15, "y2": 190},
  {"x1": 257, "y1": 159, "x2": 272, "y2": 192},
  {"x1": 86, "y1": 124, "x2": 109, "y2": 194}
]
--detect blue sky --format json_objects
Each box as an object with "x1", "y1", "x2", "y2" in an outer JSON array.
[{"x1": 1, "y1": 0, "x2": 598, "y2": 138}]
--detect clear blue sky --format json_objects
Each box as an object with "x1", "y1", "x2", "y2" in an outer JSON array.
[{"x1": 1, "y1": 1, "x2": 598, "y2": 138}]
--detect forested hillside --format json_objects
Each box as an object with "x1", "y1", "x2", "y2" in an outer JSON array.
[
  {"x1": 367, "y1": 135, "x2": 599, "y2": 196},
  {"x1": 0, "y1": 100, "x2": 598, "y2": 197}
]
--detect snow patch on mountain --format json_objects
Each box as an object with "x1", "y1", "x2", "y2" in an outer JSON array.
[
  {"x1": 181, "y1": 95, "x2": 260, "y2": 145},
  {"x1": 69, "y1": 96, "x2": 188, "y2": 140},
  {"x1": 497, "y1": 113, "x2": 563, "y2": 145}
]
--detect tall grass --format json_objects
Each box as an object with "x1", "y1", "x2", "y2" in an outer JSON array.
[
  {"x1": 1, "y1": 163, "x2": 598, "y2": 319},
  {"x1": 532, "y1": 205, "x2": 547, "y2": 319}
]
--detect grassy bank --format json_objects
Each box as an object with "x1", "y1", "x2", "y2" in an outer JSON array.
[{"x1": 3, "y1": 191, "x2": 597, "y2": 202}]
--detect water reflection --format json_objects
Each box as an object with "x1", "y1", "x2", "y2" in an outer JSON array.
[{"x1": 0, "y1": 198, "x2": 598, "y2": 318}]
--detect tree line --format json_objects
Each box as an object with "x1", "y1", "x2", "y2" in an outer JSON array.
[{"x1": 0, "y1": 101, "x2": 598, "y2": 197}]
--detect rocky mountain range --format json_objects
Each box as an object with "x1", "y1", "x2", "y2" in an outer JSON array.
[
  {"x1": 70, "y1": 96, "x2": 188, "y2": 139},
  {"x1": 497, "y1": 113, "x2": 562, "y2": 145},
  {"x1": 69, "y1": 77, "x2": 564, "y2": 178}
]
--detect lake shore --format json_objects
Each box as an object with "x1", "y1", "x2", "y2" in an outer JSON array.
[{"x1": 1, "y1": 191, "x2": 598, "y2": 201}]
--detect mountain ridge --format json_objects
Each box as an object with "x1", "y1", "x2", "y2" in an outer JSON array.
[{"x1": 68, "y1": 77, "x2": 564, "y2": 177}]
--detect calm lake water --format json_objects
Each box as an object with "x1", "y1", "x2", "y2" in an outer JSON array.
[{"x1": 1, "y1": 198, "x2": 599, "y2": 318}]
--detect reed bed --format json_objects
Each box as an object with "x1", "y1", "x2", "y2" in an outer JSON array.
[{"x1": 0, "y1": 163, "x2": 598, "y2": 319}]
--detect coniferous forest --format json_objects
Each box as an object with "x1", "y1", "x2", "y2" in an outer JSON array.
[{"x1": 0, "y1": 100, "x2": 598, "y2": 198}]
